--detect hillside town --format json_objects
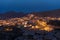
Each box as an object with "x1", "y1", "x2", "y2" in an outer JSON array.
[{"x1": 0, "y1": 14, "x2": 60, "y2": 40}]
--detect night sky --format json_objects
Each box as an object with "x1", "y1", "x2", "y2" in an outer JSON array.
[{"x1": 0, "y1": 0, "x2": 60, "y2": 13}]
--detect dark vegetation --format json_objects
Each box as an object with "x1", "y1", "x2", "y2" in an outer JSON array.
[
  {"x1": 0, "y1": 26, "x2": 23, "y2": 40},
  {"x1": 47, "y1": 20, "x2": 60, "y2": 26},
  {"x1": 0, "y1": 25, "x2": 60, "y2": 40}
]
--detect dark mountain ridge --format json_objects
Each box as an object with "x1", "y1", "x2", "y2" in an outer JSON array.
[
  {"x1": 0, "y1": 9, "x2": 60, "y2": 19},
  {"x1": 0, "y1": 11, "x2": 27, "y2": 19},
  {"x1": 31, "y1": 9, "x2": 60, "y2": 17}
]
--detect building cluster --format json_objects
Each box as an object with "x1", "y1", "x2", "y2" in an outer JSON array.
[
  {"x1": 0, "y1": 14, "x2": 60, "y2": 32},
  {"x1": 0, "y1": 14, "x2": 60, "y2": 40}
]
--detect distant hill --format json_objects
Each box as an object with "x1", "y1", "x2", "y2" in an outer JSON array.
[
  {"x1": 0, "y1": 9, "x2": 60, "y2": 19},
  {"x1": 31, "y1": 9, "x2": 60, "y2": 17},
  {"x1": 0, "y1": 11, "x2": 27, "y2": 19}
]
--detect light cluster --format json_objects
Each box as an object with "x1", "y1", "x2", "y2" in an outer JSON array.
[{"x1": 0, "y1": 14, "x2": 59, "y2": 32}]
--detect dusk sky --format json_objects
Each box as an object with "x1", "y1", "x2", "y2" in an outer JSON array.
[{"x1": 0, "y1": 0, "x2": 60, "y2": 13}]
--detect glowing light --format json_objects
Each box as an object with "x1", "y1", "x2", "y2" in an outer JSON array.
[
  {"x1": 44, "y1": 26, "x2": 53, "y2": 32},
  {"x1": 0, "y1": 14, "x2": 58, "y2": 32},
  {"x1": 32, "y1": 26, "x2": 35, "y2": 29},
  {"x1": 4, "y1": 28, "x2": 13, "y2": 31},
  {"x1": 35, "y1": 25, "x2": 39, "y2": 28}
]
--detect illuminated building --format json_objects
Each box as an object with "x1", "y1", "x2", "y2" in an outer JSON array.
[{"x1": 0, "y1": 14, "x2": 59, "y2": 32}]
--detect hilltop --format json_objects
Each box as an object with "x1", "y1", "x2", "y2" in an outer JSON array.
[{"x1": 0, "y1": 9, "x2": 60, "y2": 19}]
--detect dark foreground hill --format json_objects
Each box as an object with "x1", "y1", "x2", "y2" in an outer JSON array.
[{"x1": 0, "y1": 26, "x2": 60, "y2": 40}]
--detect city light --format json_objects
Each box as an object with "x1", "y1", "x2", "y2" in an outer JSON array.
[{"x1": 0, "y1": 14, "x2": 59, "y2": 32}]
